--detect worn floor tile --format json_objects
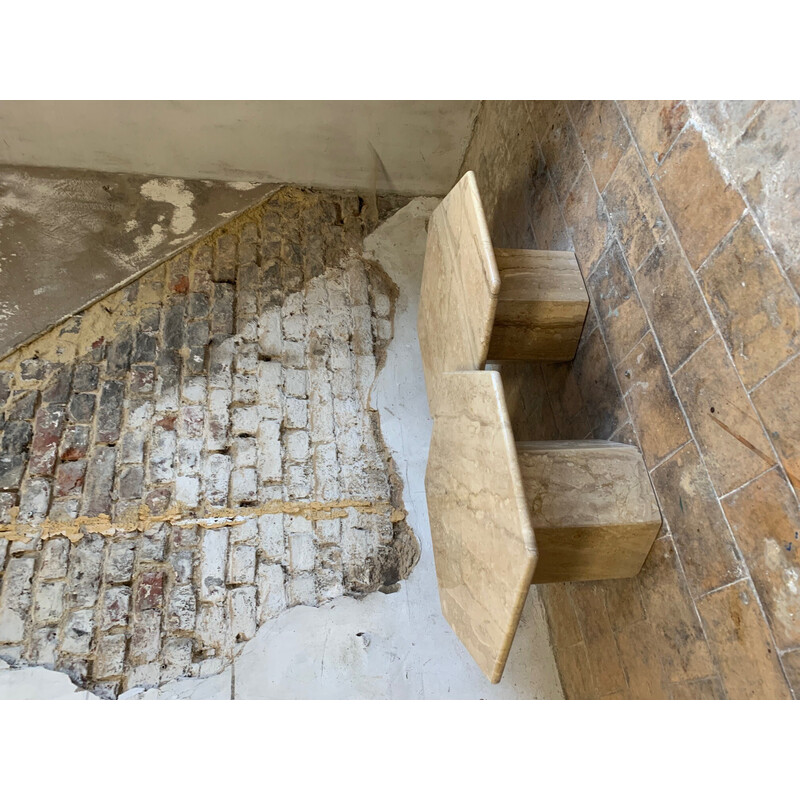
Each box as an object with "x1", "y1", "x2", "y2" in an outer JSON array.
[
  {"x1": 530, "y1": 169, "x2": 572, "y2": 251},
  {"x1": 603, "y1": 144, "x2": 669, "y2": 271},
  {"x1": 751, "y1": 354, "x2": 800, "y2": 491},
  {"x1": 636, "y1": 536, "x2": 715, "y2": 683},
  {"x1": 780, "y1": 649, "x2": 800, "y2": 698},
  {"x1": 538, "y1": 582, "x2": 583, "y2": 651},
  {"x1": 634, "y1": 231, "x2": 713, "y2": 371},
  {"x1": 570, "y1": 100, "x2": 631, "y2": 193},
  {"x1": 617, "y1": 333, "x2": 690, "y2": 469},
  {"x1": 615, "y1": 619, "x2": 669, "y2": 699},
  {"x1": 726, "y1": 101, "x2": 800, "y2": 295},
  {"x1": 562, "y1": 164, "x2": 612, "y2": 278},
  {"x1": 555, "y1": 641, "x2": 594, "y2": 699},
  {"x1": 673, "y1": 335, "x2": 775, "y2": 496},
  {"x1": 699, "y1": 215, "x2": 800, "y2": 389},
  {"x1": 722, "y1": 468, "x2": 800, "y2": 651},
  {"x1": 654, "y1": 126, "x2": 745, "y2": 270},
  {"x1": 650, "y1": 442, "x2": 744, "y2": 597},
  {"x1": 619, "y1": 100, "x2": 690, "y2": 174},
  {"x1": 691, "y1": 101, "x2": 764, "y2": 147},
  {"x1": 602, "y1": 576, "x2": 646, "y2": 631},
  {"x1": 538, "y1": 102, "x2": 585, "y2": 204},
  {"x1": 697, "y1": 580, "x2": 791, "y2": 699},
  {"x1": 569, "y1": 582, "x2": 627, "y2": 697},
  {"x1": 667, "y1": 677, "x2": 726, "y2": 700},
  {"x1": 587, "y1": 241, "x2": 650, "y2": 366}
]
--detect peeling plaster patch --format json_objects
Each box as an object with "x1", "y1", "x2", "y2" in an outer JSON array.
[
  {"x1": 124, "y1": 220, "x2": 138, "y2": 232},
  {"x1": 139, "y1": 178, "x2": 196, "y2": 235},
  {"x1": 226, "y1": 181, "x2": 261, "y2": 191}
]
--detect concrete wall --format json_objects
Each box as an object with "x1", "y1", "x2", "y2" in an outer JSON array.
[{"x1": 0, "y1": 101, "x2": 479, "y2": 196}]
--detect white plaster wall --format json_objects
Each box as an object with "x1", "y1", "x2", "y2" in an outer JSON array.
[{"x1": 0, "y1": 101, "x2": 479, "y2": 196}]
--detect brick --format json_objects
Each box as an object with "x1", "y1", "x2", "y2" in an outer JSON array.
[
  {"x1": 28, "y1": 405, "x2": 66, "y2": 476},
  {"x1": 231, "y1": 406, "x2": 259, "y2": 437},
  {"x1": 257, "y1": 421, "x2": 281, "y2": 482},
  {"x1": 106, "y1": 328, "x2": 134, "y2": 376},
  {"x1": 132, "y1": 331, "x2": 158, "y2": 363},
  {"x1": 0, "y1": 557, "x2": 35, "y2": 643},
  {"x1": 17, "y1": 477, "x2": 50, "y2": 524},
  {"x1": 27, "y1": 626, "x2": 58, "y2": 667},
  {"x1": 136, "y1": 572, "x2": 165, "y2": 612},
  {"x1": 100, "y1": 587, "x2": 131, "y2": 630},
  {"x1": 61, "y1": 608, "x2": 95, "y2": 655},
  {"x1": 81, "y1": 446, "x2": 116, "y2": 517},
  {"x1": 722, "y1": 468, "x2": 800, "y2": 651},
  {"x1": 258, "y1": 514, "x2": 284, "y2": 562},
  {"x1": 60, "y1": 424, "x2": 90, "y2": 462},
  {"x1": 7, "y1": 390, "x2": 38, "y2": 421},
  {"x1": 39, "y1": 538, "x2": 70, "y2": 580},
  {"x1": 104, "y1": 541, "x2": 136, "y2": 584},
  {"x1": 170, "y1": 549, "x2": 194, "y2": 584},
  {"x1": 117, "y1": 464, "x2": 144, "y2": 500},
  {"x1": 32, "y1": 581, "x2": 65, "y2": 626},
  {"x1": 196, "y1": 603, "x2": 229, "y2": 655},
  {"x1": 20, "y1": 357, "x2": 48, "y2": 381},
  {"x1": 72, "y1": 362, "x2": 99, "y2": 392},
  {"x1": 203, "y1": 453, "x2": 231, "y2": 507},
  {"x1": 65, "y1": 534, "x2": 104, "y2": 608},
  {"x1": 286, "y1": 573, "x2": 316, "y2": 607},
  {"x1": 231, "y1": 436, "x2": 257, "y2": 469},
  {"x1": 211, "y1": 284, "x2": 235, "y2": 335},
  {"x1": 229, "y1": 586, "x2": 257, "y2": 641},
  {"x1": 206, "y1": 388, "x2": 231, "y2": 450},
  {"x1": 1, "y1": 419, "x2": 33, "y2": 455},
  {"x1": 129, "y1": 609, "x2": 161, "y2": 664},
  {"x1": 96, "y1": 381, "x2": 124, "y2": 443},
  {"x1": 166, "y1": 585, "x2": 196, "y2": 632},
  {"x1": 699, "y1": 215, "x2": 799, "y2": 388},
  {"x1": 42, "y1": 365, "x2": 72, "y2": 404},
  {"x1": 200, "y1": 528, "x2": 229, "y2": 603},
  {"x1": 139, "y1": 524, "x2": 168, "y2": 560},
  {"x1": 257, "y1": 563, "x2": 287, "y2": 622},
  {"x1": 129, "y1": 365, "x2": 155, "y2": 395},
  {"x1": 231, "y1": 467, "x2": 257, "y2": 505},
  {"x1": 697, "y1": 580, "x2": 791, "y2": 699},
  {"x1": 94, "y1": 634, "x2": 126, "y2": 679},
  {"x1": 651, "y1": 442, "x2": 745, "y2": 596},
  {"x1": 68, "y1": 392, "x2": 96, "y2": 423}
]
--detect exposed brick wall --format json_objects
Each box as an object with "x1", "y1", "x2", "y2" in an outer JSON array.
[
  {"x1": 0, "y1": 186, "x2": 418, "y2": 697},
  {"x1": 461, "y1": 100, "x2": 800, "y2": 699}
]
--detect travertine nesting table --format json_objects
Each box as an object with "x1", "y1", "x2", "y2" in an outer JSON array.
[{"x1": 419, "y1": 172, "x2": 662, "y2": 683}]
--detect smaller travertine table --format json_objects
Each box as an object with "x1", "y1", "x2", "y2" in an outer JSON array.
[{"x1": 418, "y1": 172, "x2": 662, "y2": 683}]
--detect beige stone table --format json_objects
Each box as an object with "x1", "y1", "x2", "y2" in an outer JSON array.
[
  {"x1": 419, "y1": 172, "x2": 662, "y2": 683},
  {"x1": 418, "y1": 170, "x2": 589, "y2": 414}
]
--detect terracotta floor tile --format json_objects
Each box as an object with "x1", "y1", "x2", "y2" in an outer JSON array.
[
  {"x1": 619, "y1": 100, "x2": 690, "y2": 174},
  {"x1": 653, "y1": 126, "x2": 745, "y2": 270},
  {"x1": 650, "y1": 442, "x2": 745, "y2": 597},
  {"x1": 697, "y1": 580, "x2": 792, "y2": 699},
  {"x1": 634, "y1": 230, "x2": 713, "y2": 371},
  {"x1": 699, "y1": 215, "x2": 800, "y2": 389},
  {"x1": 571, "y1": 100, "x2": 631, "y2": 193},
  {"x1": 616, "y1": 333, "x2": 690, "y2": 469},
  {"x1": 722, "y1": 468, "x2": 800, "y2": 651},
  {"x1": 673, "y1": 335, "x2": 776, "y2": 495}
]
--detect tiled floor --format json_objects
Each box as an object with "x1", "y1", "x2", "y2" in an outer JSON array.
[{"x1": 463, "y1": 100, "x2": 800, "y2": 699}]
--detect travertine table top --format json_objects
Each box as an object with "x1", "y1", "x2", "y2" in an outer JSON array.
[
  {"x1": 425, "y1": 369, "x2": 537, "y2": 683},
  {"x1": 417, "y1": 171, "x2": 499, "y2": 413}
]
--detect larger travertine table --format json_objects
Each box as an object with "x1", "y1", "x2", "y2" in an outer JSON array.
[{"x1": 418, "y1": 172, "x2": 662, "y2": 683}]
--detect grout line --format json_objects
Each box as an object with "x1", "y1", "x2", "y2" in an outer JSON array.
[
  {"x1": 696, "y1": 575, "x2": 748, "y2": 600},
  {"x1": 647, "y1": 439, "x2": 693, "y2": 474},
  {"x1": 746, "y1": 347, "x2": 800, "y2": 394},
  {"x1": 669, "y1": 331, "x2": 717, "y2": 378},
  {"x1": 716, "y1": 464, "x2": 777, "y2": 501},
  {"x1": 615, "y1": 101, "x2": 793, "y2": 679}
]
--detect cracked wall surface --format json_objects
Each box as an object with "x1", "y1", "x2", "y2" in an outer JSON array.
[{"x1": 0, "y1": 186, "x2": 419, "y2": 698}]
